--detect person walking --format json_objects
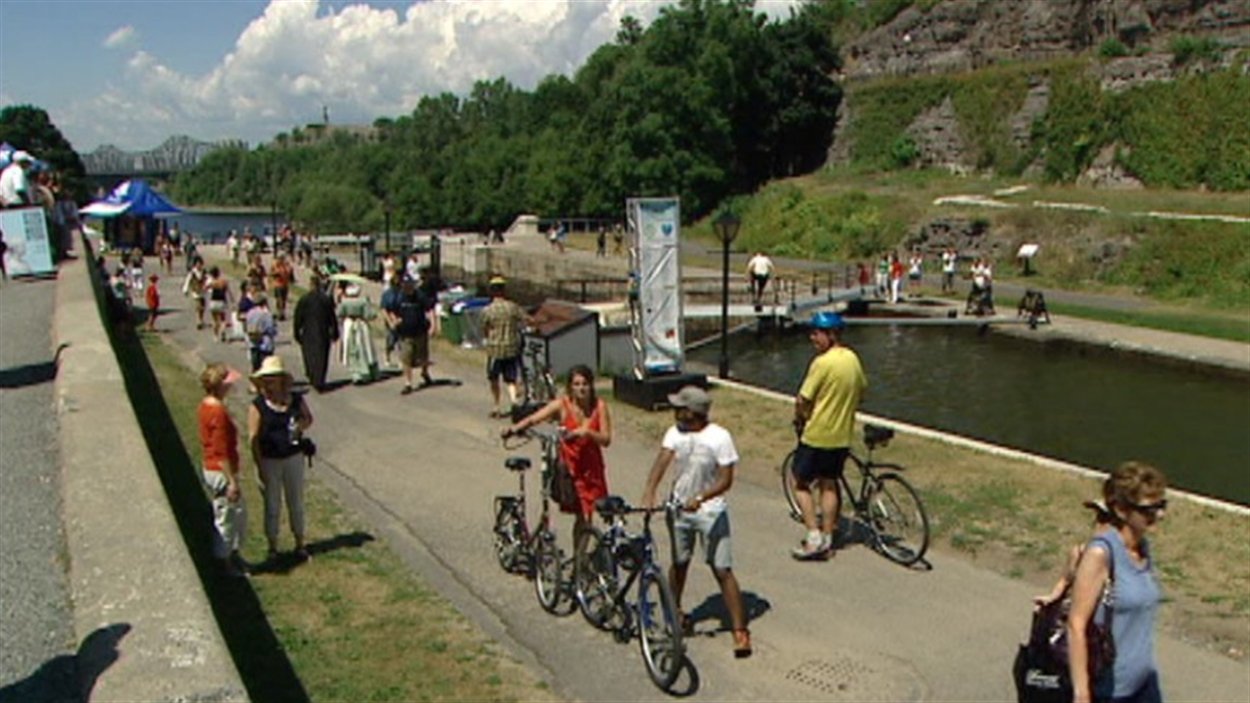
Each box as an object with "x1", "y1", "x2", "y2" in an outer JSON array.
[
  {"x1": 386, "y1": 276, "x2": 434, "y2": 395},
  {"x1": 336, "y1": 284, "x2": 379, "y2": 384},
  {"x1": 244, "y1": 293, "x2": 278, "y2": 373},
  {"x1": 143, "y1": 274, "x2": 160, "y2": 332},
  {"x1": 197, "y1": 363, "x2": 248, "y2": 577},
  {"x1": 790, "y1": 311, "x2": 867, "y2": 560},
  {"x1": 1068, "y1": 462, "x2": 1168, "y2": 703},
  {"x1": 270, "y1": 253, "x2": 295, "y2": 321},
  {"x1": 506, "y1": 365, "x2": 611, "y2": 539},
  {"x1": 292, "y1": 273, "x2": 338, "y2": 392},
  {"x1": 641, "y1": 386, "x2": 752, "y2": 658},
  {"x1": 745, "y1": 251, "x2": 774, "y2": 305},
  {"x1": 379, "y1": 275, "x2": 402, "y2": 369},
  {"x1": 248, "y1": 356, "x2": 313, "y2": 561},
  {"x1": 205, "y1": 266, "x2": 232, "y2": 340},
  {"x1": 888, "y1": 252, "x2": 905, "y2": 304},
  {"x1": 480, "y1": 276, "x2": 528, "y2": 418}
]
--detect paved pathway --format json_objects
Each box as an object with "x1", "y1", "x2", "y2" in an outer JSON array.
[
  {"x1": 0, "y1": 276, "x2": 81, "y2": 702},
  {"x1": 144, "y1": 261, "x2": 1248, "y2": 702}
]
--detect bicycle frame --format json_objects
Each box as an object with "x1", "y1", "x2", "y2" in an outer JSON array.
[{"x1": 496, "y1": 427, "x2": 563, "y2": 567}]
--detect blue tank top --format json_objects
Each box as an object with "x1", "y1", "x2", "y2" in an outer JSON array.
[{"x1": 1088, "y1": 529, "x2": 1161, "y2": 699}]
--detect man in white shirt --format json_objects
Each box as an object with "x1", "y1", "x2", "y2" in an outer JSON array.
[
  {"x1": 0, "y1": 151, "x2": 34, "y2": 207},
  {"x1": 941, "y1": 248, "x2": 958, "y2": 293},
  {"x1": 642, "y1": 386, "x2": 752, "y2": 658},
  {"x1": 745, "y1": 251, "x2": 774, "y2": 305}
]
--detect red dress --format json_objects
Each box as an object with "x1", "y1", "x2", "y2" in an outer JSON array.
[{"x1": 558, "y1": 397, "x2": 608, "y2": 517}]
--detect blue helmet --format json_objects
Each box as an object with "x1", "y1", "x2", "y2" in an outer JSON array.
[{"x1": 809, "y1": 311, "x2": 845, "y2": 331}]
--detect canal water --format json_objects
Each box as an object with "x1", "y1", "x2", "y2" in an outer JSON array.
[{"x1": 688, "y1": 324, "x2": 1250, "y2": 506}]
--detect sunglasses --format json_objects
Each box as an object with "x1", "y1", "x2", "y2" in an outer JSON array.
[{"x1": 1131, "y1": 499, "x2": 1168, "y2": 516}]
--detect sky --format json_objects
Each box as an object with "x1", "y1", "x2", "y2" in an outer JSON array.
[{"x1": 0, "y1": 0, "x2": 806, "y2": 155}]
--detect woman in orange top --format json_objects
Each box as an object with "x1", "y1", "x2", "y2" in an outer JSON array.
[
  {"x1": 505, "y1": 365, "x2": 612, "y2": 539},
  {"x1": 198, "y1": 363, "x2": 247, "y2": 577}
]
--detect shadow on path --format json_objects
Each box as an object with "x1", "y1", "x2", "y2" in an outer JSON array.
[
  {"x1": 0, "y1": 623, "x2": 129, "y2": 703},
  {"x1": 0, "y1": 344, "x2": 67, "y2": 390}
]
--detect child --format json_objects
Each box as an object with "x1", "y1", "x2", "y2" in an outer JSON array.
[{"x1": 144, "y1": 274, "x2": 161, "y2": 332}]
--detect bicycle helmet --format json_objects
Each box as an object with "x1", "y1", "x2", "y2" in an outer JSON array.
[{"x1": 809, "y1": 311, "x2": 846, "y2": 331}]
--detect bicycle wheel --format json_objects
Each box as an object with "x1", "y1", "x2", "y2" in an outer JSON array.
[
  {"x1": 866, "y1": 472, "x2": 930, "y2": 566},
  {"x1": 637, "y1": 566, "x2": 685, "y2": 692},
  {"x1": 492, "y1": 499, "x2": 524, "y2": 573},
  {"x1": 574, "y1": 528, "x2": 623, "y2": 631},
  {"x1": 780, "y1": 449, "x2": 824, "y2": 524},
  {"x1": 533, "y1": 531, "x2": 569, "y2": 614}
]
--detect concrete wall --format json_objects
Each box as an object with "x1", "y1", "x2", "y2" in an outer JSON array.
[{"x1": 54, "y1": 242, "x2": 247, "y2": 701}]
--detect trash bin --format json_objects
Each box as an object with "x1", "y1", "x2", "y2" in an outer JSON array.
[
  {"x1": 443, "y1": 296, "x2": 489, "y2": 347},
  {"x1": 358, "y1": 236, "x2": 377, "y2": 278}
]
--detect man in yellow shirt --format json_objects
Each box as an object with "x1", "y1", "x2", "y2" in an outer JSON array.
[{"x1": 791, "y1": 312, "x2": 867, "y2": 560}]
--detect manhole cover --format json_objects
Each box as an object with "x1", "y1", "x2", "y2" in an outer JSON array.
[{"x1": 784, "y1": 655, "x2": 925, "y2": 702}]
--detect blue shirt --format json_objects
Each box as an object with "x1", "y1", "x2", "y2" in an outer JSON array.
[{"x1": 1089, "y1": 529, "x2": 1161, "y2": 699}]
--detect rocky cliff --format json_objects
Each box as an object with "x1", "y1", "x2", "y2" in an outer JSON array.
[{"x1": 842, "y1": 0, "x2": 1250, "y2": 81}]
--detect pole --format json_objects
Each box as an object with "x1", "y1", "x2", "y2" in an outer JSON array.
[
  {"x1": 384, "y1": 208, "x2": 391, "y2": 253},
  {"x1": 719, "y1": 236, "x2": 730, "y2": 379}
]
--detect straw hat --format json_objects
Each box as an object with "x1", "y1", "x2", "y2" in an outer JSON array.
[{"x1": 251, "y1": 355, "x2": 291, "y2": 380}]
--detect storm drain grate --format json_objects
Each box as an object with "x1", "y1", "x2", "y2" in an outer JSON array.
[{"x1": 784, "y1": 656, "x2": 924, "y2": 701}]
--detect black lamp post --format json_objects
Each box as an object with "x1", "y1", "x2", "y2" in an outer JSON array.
[
  {"x1": 383, "y1": 200, "x2": 392, "y2": 254},
  {"x1": 713, "y1": 210, "x2": 741, "y2": 379}
]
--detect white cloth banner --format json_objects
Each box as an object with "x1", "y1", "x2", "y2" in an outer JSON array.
[
  {"x1": 0, "y1": 207, "x2": 55, "y2": 276},
  {"x1": 628, "y1": 197, "x2": 684, "y2": 375}
]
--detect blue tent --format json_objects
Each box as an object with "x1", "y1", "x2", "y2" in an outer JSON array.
[
  {"x1": 81, "y1": 179, "x2": 183, "y2": 217},
  {"x1": 81, "y1": 179, "x2": 182, "y2": 253}
]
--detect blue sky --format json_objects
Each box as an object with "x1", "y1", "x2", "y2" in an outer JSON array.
[{"x1": 1, "y1": 0, "x2": 804, "y2": 155}]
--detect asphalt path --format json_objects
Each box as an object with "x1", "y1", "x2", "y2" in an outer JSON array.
[
  {"x1": 147, "y1": 265, "x2": 1248, "y2": 702},
  {"x1": 0, "y1": 275, "x2": 80, "y2": 701}
]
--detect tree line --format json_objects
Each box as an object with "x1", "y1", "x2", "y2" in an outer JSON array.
[{"x1": 166, "y1": 0, "x2": 843, "y2": 234}]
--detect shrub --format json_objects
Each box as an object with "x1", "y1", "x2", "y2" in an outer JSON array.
[
  {"x1": 1171, "y1": 36, "x2": 1223, "y2": 66},
  {"x1": 1099, "y1": 39, "x2": 1129, "y2": 58},
  {"x1": 889, "y1": 136, "x2": 920, "y2": 168}
]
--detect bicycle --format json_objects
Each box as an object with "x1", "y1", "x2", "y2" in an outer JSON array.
[
  {"x1": 780, "y1": 423, "x2": 931, "y2": 566},
  {"x1": 520, "y1": 335, "x2": 557, "y2": 406},
  {"x1": 494, "y1": 425, "x2": 574, "y2": 614},
  {"x1": 574, "y1": 496, "x2": 686, "y2": 692}
]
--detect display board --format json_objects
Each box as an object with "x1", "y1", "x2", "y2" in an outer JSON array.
[
  {"x1": 627, "y1": 197, "x2": 684, "y2": 376},
  {"x1": 0, "y1": 207, "x2": 54, "y2": 276}
]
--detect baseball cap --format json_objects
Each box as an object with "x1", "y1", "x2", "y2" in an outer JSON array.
[
  {"x1": 489, "y1": 276, "x2": 507, "y2": 287},
  {"x1": 809, "y1": 311, "x2": 846, "y2": 331},
  {"x1": 667, "y1": 385, "x2": 711, "y2": 414}
]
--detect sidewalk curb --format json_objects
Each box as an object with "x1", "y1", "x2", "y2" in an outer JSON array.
[{"x1": 53, "y1": 243, "x2": 247, "y2": 701}]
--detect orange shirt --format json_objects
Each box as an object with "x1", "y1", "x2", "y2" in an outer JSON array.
[
  {"x1": 145, "y1": 283, "x2": 160, "y2": 309},
  {"x1": 198, "y1": 399, "x2": 239, "y2": 472}
]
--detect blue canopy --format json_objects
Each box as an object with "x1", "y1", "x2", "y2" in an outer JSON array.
[{"x1": 81, "y1": 179, "x2": 182, "y2": 218}]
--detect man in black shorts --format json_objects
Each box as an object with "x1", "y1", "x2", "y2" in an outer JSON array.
[
  {"x1": 791, "y1": 312, "x2": 867, "y2": 560},
  {"x1": 479, "y1": 277, "x2": 529, "y2": 417}
]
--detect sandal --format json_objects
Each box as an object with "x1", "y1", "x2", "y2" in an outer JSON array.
[
  {"x1": 733, "y1": 628, "x2": 753, "y2": 658},
  {"x1": 677, "y1": 611, "x2": 694, "y2": 636}
]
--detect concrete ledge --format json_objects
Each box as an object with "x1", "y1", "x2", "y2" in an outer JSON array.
[{"x1": 54, "y1": 246, "x2": 247, "y2": 701}]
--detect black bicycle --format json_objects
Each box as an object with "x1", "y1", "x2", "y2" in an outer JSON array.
[
  {"x1": 520, "y1": 335, "x2": 558, "y2": 406},
  {"x1": 781, "y1": 424, "x2": 930, "y2": 566},
  {"x1": 494, "y1": 426, "x2": 573, "y2": 614},
  {"x1": 573, "y1": 496, "x2": 686, "y2": 692}
]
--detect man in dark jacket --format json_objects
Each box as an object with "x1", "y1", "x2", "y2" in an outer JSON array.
[{"x1": 293, "y1": 274, "x2": 338, "y2": 392}]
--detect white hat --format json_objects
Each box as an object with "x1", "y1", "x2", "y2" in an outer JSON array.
[
  {"x1": 12, "y1": 150, "x2": 33, "y2": 163},
  {"x1": 251, "y1": 355, "x2": 292, "y2": 379}
]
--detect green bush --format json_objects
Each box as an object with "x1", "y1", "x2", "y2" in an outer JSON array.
[
  {"x1": 1099, "y1": 39, "x2": 1130, "y2": 58},
  {"x1": 889, "y1": 136, "x2": 920, "y2": 168},
  {"x1": 1171, "y1": 36, "x2": 1223, "y2": 66}
]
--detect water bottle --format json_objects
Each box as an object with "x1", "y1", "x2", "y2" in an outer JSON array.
[{"x1": 288, "y1": 415, "x2": 302, "y2": 447}]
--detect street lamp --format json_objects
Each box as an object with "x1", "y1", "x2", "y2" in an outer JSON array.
[{"x1": 713, "y1": 210, "x2": 741, "y2": 379}]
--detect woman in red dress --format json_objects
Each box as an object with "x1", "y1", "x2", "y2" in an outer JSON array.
[{"x1": 505, "y1": 364, "x2": 612, "y2": 538}]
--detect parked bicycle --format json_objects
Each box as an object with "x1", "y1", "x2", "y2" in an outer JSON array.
[
  {"x1": 520, "y1": 335, "x2": 557, "y2": 407},
  {"x1": 494, "y1": 425, "x2": 573, "y2": 614},
  {"x1": 780, "y1": 423, "x2": 931, "y2": 566},
  {"x1": 574, "y1": 496, "x2": 686, "y2": 691}
]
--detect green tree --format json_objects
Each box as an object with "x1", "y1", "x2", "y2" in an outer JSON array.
[{"x1": 0, "y1": 104, "x2": 89, "y2": 200}]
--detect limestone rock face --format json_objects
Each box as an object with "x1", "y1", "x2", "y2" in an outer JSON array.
[{"x1": 843, "y1": 0, "x2": 1250, "y2": 82}]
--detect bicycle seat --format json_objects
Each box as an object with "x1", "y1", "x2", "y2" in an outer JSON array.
[
  {"x1": 863, "y1": 424, "x2": 894, "y2": 449},
  {"x1": 504, "y1": 457, "x2": 532, "y2": 472},
  {"x1": 595, "y1": 495, "x2": 628, "y2": 517}
]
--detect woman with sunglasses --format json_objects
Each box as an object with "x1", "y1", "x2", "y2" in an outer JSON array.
[{"x1": 1068, "y1": 462, "x2": 1168, "y2": 703}]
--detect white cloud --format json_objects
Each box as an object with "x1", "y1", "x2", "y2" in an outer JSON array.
[
  {"x1": 61, "y1": 0, "x2": 805, "y2": 151},
  {"x1": 103, "y1": 25, "x2": 137, "y2": 49}
]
